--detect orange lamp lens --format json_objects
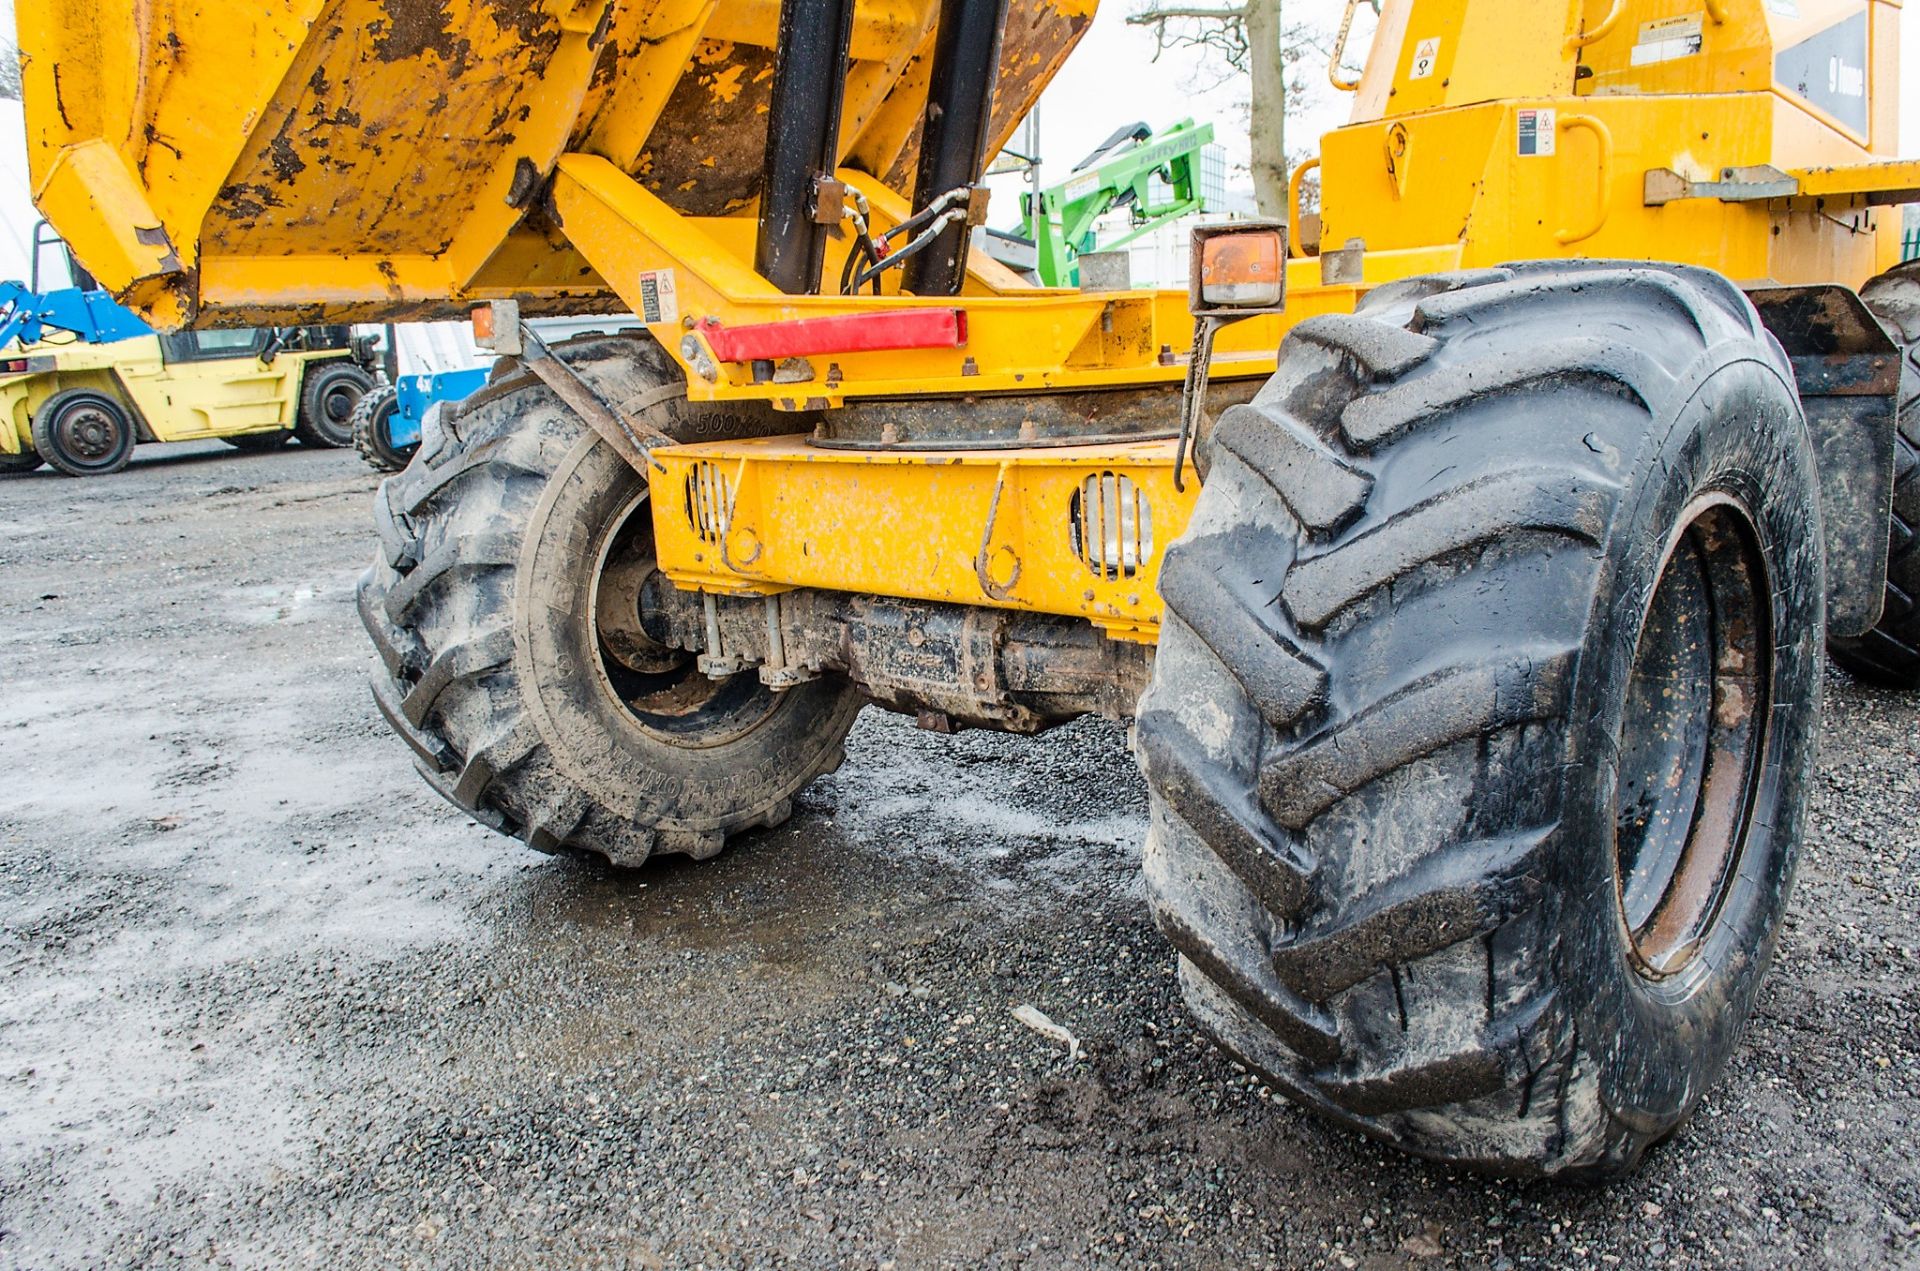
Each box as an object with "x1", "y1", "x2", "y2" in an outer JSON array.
[{"x1": 1200, "y1": 231, "x2": 1283, "y2": 308}]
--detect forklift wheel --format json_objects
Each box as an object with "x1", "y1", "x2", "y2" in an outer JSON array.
[
  {"x1": 0, "y1": 451, "x2": 45, "y2": 474},
  {"x1": 351, "y1": 385, "x2": 414, "y2": 473},
  {"x1": 356, "y1": 334, "x2": 863, "y2": 867},
  {"x1": 1137, "y1": 262, "x2": 1822, "y2": 1178},
  {"x1": 31, "y1": 389, "x2": 136, "y2": 477},
  {"x1": 1828, "y1": 259, "x2": 1920, "y2": 687},
  {"x1": 294, "y1": 361, "x2": 376, "y2": 448}
]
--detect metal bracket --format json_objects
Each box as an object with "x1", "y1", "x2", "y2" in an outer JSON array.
[
  {"x1": 1319, "y1": 237, "x2": 1366, "y2": 286},
  {"x1": 963, "y1": 184, "x2": 993, "y2": 228},
  {"x1": 516, "y1": 322, "x2": 677, "y2": 473},
  {"x1": 1644, "y1": 165, "x2": 1800, "y2": 207},
  {"x1": 810, "y1": 176, "x2": 848, "y2": 226},
  {"x1": 1175, "y1": 315, "x2": 1225, "y2": 492}
]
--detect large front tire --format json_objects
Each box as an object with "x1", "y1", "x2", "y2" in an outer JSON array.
[
  {"x1": 1139, "y1": 263, "x2": 1823, "y2": 1178},
  {"x1": 1828, "y1": 260, "x2": 1920, "y2": 687},
  {"x1": 358, "y1": 335, "x2": 863, "y2": 866}
]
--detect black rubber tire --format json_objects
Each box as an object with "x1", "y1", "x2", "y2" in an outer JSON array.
[
  {"x1": 223, "y1": 429, "x2": 294, "y2": 452},
  {"x1": 357, "y1": 334, "x2": 864, "y2": 866},
  {"x1": 0, "y1": 450, "x2": 45, "y2": 474},
  {"x1": 294, "y1": 361, "x2": 375, "y2": 448},
  {"x1": 31, "y1": 389, "x2": 136, "y2": 476},
  {"x1": 352, "y1": 385, "x2": 415, "y2": 473},
  {"x1": 1828, "y1": 260, "x2": 1920, "y2": 687},
  {"x1": 1138, "y1": 261, "x2": 1824, "y2": 1178}
]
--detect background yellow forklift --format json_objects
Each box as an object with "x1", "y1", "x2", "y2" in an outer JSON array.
[
  {"x1": 0, "y1": 224, "x2": 377, "y2": 476},
  {"x1": 19, "y1": 0, "x2": 1919, "y2": 1177}
]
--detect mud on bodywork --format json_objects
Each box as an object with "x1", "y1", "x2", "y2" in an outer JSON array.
[{"x1": 20, "y1": 0, "x2": 1095, "y2": 326}]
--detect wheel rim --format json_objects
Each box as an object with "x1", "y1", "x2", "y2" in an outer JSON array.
[
  {"x1": 325, "y1": 386, "x2": 358, "y2": 421},
  {"x1": 587, "y1": 490, "x2": 782, "y2": 748},
  {"x1": 55, "y1": 402, "x2": 124, "y2": 466},
  {"x1": 1612, "y1": 495, "x2": 1772, "y2": 979}
]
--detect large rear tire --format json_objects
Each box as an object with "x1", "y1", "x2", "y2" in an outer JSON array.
[
  {"x1": 1828, "y1": 260, "x2": 1920, "y2": 687},
  {"x1": 31, "y1": 389, "x2": 136, "y2": 477},
  {"x1": 357, "y1": 335, "x2": 863, "y2": 866},
  {"x1": 294, "y1": 361, "x2": 375, "y2": 448},
  {"x1": 1139, "y1": 262, "x2": 1823, "y2": 1178}
]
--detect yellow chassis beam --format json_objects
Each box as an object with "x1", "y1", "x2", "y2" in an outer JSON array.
[
  {"x1": 549, "y1": 155, "x2": 1426, "y2": 409},
  {"x1": 649, "y1": 435, "x2": 1193, "y2": 644}
]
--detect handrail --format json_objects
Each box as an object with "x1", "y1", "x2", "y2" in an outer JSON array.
[
  {"x1": 1555, "y1": 114, "x2": 1614, "y2": 245},
  {"x1": 1288, "y1": 158, "x2": 1322, "y2": 258},
  {"x1": 1330, "y1": 0, "x2": 1367, "y2": 91},
  {"x1": 1704, "y1": 0, "x2": 1730, "y2": 22},
  {"x1": 1566, "y1": 0, "x2": 1626, "y2": 51}
]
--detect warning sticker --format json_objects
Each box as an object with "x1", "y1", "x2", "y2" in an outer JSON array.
[
  {"x1": 1409, "y1": 37, "x2": 1441, "y2": 80},
  {"x1": 636, "y1": 269, "x2": 679, "y2": 325},
  {"x1": 1631, "y1": 14, "x2": 1704, "y2": 66},
  {"x1": 1776, "y1": 10, "x2": 1869, "y2": 136},
  {"x1": 1063, "y1": 173, "x2": 1101, "y2": 204},
  {"x1": 1517, "y1": 108, "x2": 1556, "y2": 157}
]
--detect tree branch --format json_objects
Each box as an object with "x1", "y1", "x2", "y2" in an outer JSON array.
[{"x1": 1127, "y1": 5, "x2": 1249, "y2": 20}]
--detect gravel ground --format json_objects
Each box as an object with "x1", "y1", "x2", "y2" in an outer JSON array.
[{"x1": 1, "y1": 440, "x2": 1918, "y2": 1270}]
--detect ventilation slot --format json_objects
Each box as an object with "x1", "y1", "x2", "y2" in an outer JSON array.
[
  {"x1": 1070, "y1": 472, "x2": 1153, "y2": 580},
  {"x1": 684, "y1": 462, "x2": 733, "y2": 543}
]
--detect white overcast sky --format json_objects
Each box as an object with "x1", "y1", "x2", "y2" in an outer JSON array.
[{"x1": 0, "y1": 0, "x2": 1914, "y2": 281}]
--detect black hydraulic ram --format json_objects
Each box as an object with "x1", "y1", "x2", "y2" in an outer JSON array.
[
  {"x1": 754, "y1": 0, "x2": 857, "y2": 294},
  {"x1": 900, "y1": 0, "x2": 1010, "y2": 296}
]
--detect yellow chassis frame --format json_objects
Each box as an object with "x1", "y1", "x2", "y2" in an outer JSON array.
[
  {"x1": 545, "y1": 158, "x2": 1473, "y2": 645},
  {"x1": 589, "y1": 86, "x2": 1913, "y2": 646},
  {"x1": 24, "y1": 0, "x2": 1918, "y2": 648},
  {"x1": 650, "y1": 435, "x2": 1194, "y2": 644}
]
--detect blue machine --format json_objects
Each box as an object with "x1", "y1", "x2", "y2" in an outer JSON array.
[
  {"x1": 0, "y1": 280, "x2": 153, "y2": 350},
  {"x1": 0, "y1": 221, "x2": 155, "y2": 350},
  {"x1": 356, "y1": 363, "x2": 492, "y2": 471},
  {"x1": 386, "y1": 367, "x2": 490, "y2": 450}
]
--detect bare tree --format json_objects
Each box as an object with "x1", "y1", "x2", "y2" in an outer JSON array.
[
  {"x1": 0, "y1": 40, "x2": 19, "y2": 103},
  {"x1": 1128, "y1": 0, "x2": 1318, "y2": 219},
  {"x1": 1128, "y1": 4, "x2": 1280, "y2": 213}
]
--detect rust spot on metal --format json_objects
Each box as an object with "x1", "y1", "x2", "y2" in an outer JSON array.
[
  {"x1": 267, "y1": 134, "x2": 307, "y2": 184},
  {"x1": 216, "y1": 182, "x2": 284, "y2": 219},
  {"x1": 370, "y1": 0, "x2": 474, "y2": 74},
  {"x1": 642, "y1": 38, "x2": 776, "y2": 215}
]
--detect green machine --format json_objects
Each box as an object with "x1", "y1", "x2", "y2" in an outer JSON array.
[{"x1": 1017, "y1": 119, "x2": 1214, "y2": 287}]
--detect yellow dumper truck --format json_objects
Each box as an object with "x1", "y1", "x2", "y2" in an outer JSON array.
[{"x1": 21, "y1": 0, "x2": 1919, "y2": 1175}]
